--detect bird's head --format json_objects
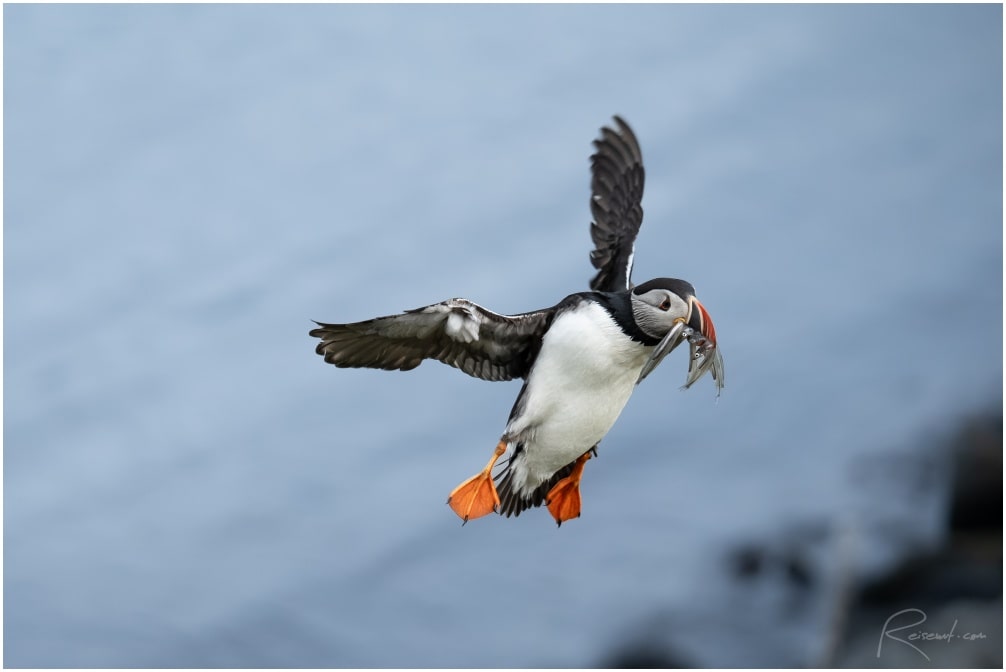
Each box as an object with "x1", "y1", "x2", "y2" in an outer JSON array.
[
  {"x1": 631, "y1": 277, "x2": 723, "y2": 389},
  {"x1": 630, "y1": 277, "x2": 717, "y2": 346}
]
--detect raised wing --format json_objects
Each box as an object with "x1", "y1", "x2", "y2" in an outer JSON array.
[
  {"x1": 588, "y1": 116, "x2": 646, "y2": 292},
  {"x1": 310, "y1": 298, "x2": 556, "y2": 382}
]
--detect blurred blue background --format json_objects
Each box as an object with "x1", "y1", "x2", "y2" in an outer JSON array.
[{"x1": 4, "y1": 4, "x2": 1002, "y2": 667}]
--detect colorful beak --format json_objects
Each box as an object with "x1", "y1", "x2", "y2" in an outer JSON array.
[
  {"x1": 687, "y1": 297, "x2": 717, "y2": 347},
  {"x1": 636, "y1": 295, "x2": 721, "y2": 387}
]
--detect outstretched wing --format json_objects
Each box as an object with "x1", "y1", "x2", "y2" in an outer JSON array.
[
  {"x1": 310, "y1": 298, "x2": 556, "y2": 382},
  {"x1": 588, "y1": 116, "x2": 646, "y2": 292}
]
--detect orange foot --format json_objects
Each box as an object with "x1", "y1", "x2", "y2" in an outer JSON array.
[
  {"x1": 447, "y1": 440, "x2": 507, "y2": 524},
  {"x1": 545, "y1": 451, "x2": 592, "y2": 527}
]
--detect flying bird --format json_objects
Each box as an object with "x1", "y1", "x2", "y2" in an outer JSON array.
[{"x1": 310, "y1": 116, "x2": 724, "y2": 526}]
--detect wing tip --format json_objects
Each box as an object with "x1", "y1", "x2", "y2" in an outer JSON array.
[{"x1": 587, "y1": 115, "x2": 645, "y2": 293}]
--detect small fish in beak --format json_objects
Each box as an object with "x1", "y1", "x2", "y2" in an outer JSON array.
[
  {"x1": 686, "y1": 297, "x2": 716, "y2": 347},
  {"x1": 636, "y1": 296, "x2": 724, "y2": 395},
  {"x1": 636, "y1": 320, "x2": 687, "y2": 384},
  {"x1": 682, "y1": 297, "x2": 723, "y2": 394}
]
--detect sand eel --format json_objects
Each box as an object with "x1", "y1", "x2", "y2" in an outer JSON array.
[{"x1": 310, "y1": 116, "x2": 723, "y2": 525}]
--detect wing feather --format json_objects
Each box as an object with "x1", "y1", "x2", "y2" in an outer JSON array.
[
  {"x1": 310, "y1": 298, "x2": 556, "y2": 382},
  {"x1": 588, "y1": 116, "x2": 646, "y2": 292}
]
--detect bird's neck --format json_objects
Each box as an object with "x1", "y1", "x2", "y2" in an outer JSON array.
[{"x1": 587, "y1": 291, "x2": 662, "y2": 347}]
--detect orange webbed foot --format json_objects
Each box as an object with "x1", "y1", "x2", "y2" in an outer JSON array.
[
  {"x1": 545, "y1": 450, "x2": 592, "y2": 527},
  {"x1": 447, "y1": 472, "x2": 500, "y2": 523},
  {"x1": 447, "y1": 440, "x2": 507, "y2": 524},
  {"x1": 545, "y1": 477, "x2": 582, "y2": 526}
]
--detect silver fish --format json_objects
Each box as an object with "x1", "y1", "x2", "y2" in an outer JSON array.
[
  {"x1": 637, "y1": 323, "x2": 724, "y2": 396},
  {"x1": 682, "y1": 332, "x2": 724, "y2": 396},
  {"x1": 636, "y1": 321, "x2": 687, "y2": 384}
]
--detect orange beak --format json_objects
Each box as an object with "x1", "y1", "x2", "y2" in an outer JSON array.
[{"x1": 688, "y1": 297, "x2": 717, "y2": 347}]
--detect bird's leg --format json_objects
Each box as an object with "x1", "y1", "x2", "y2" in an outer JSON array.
[
  {"x1": 545, "y1": 450, "x2": 593, "y2": 527},
  {"x1": 447, "y1": 440, "x2": 507, "y2": 524}
]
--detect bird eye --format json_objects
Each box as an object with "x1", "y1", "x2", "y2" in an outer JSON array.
[{"x1": 658, "y1": 298, "x2": 672, "y2": 311}]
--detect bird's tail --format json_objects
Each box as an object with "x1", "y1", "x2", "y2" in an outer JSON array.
[{"x1": 494, "y1": 449, "x2": 579, "y2": 518}]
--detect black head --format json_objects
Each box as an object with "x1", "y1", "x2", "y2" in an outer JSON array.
[{"x1": 632, "y1": 277, "x2": 696, "y2": 301}]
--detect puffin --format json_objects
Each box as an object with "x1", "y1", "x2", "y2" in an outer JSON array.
[{"x1": 310, "y1": 116, "x2": 724, "y2": 526}]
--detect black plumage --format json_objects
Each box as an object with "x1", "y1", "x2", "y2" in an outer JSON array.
[
  {"x1": 310, "y1": 298, "x2": 557, "y2": 382},
  {"x1": 588, "y1": 115, "x2": 645, "y2": 293}
]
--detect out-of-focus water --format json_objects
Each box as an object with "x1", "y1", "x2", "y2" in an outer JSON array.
[{"x1": 4, "y1": 4, "x2": 1001, "y2": 667}]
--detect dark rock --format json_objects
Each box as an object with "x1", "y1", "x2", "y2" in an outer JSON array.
[
  {"x1": 833, "y1": 408, "x2": 1003, "y2": 668},
  {"x1": 948, "y1": 412, "x2": 1002, "y2": 533}
]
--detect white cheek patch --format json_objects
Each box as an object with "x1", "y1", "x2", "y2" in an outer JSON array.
[{"x1": 445, "y1": 309, "x2": 480, "y2": 343}]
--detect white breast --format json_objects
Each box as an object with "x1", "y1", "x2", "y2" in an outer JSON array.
[{"x1": 504, "y1": 301, "x2": 650, "y2": 496}]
